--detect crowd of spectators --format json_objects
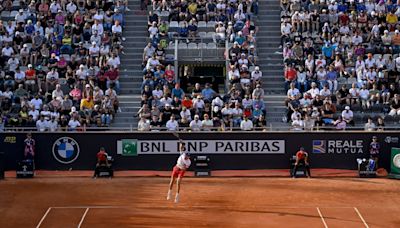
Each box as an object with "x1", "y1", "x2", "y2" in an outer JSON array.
[
  {"x1": 0, "y1": 0, "x2": 128, "y2": 131},
  {"x1": 281, "y1": 0, "x2": 400, "y2": 131},
  {"x1": 138, "y1": 0, "x2": 267, "y2": 131}
]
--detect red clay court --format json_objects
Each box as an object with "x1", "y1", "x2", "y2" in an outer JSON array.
[{"x1": 1, "y1": 170, "x2": 400, "y2": 228}]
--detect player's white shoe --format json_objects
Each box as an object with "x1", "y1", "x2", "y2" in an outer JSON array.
[
  {"x1": 167, "y1": 190, "x2": 172, "y2": 200},
  {"x1": 174, "y1": 194, "x2": 179, "y2": 203}
]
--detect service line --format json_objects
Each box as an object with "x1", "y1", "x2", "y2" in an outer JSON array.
[{"x1": 36, "y1": 207, "x2": 52, "y2": 228}]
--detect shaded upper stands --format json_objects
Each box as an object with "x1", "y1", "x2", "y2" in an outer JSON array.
[
  {"x1": 138, "y1": 0, "x2": 267, "y2": 131},
  {"x1": 0, "y1": 0, "x2": 129, "y2": 131},
  {"x1": 280, "y1": 0, "x2": 400, "y2": 131}
]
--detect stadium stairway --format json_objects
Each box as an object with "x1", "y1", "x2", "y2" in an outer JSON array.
[
  {"x1": 113, "y1": 0, "x2": 146, "y2": 129},
  {"x1": 257, "y1": 0, "x2": 288, "y2": 129}
]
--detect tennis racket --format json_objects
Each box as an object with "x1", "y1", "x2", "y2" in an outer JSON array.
[
  {"x1": 172, "y1": 131, "x2": 185, "y2": 153},
  {"x1": 172, "y1": 131, "x2": 182, "y2": 143}
]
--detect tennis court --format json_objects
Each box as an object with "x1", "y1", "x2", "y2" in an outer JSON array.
[{"x1": 1, "y1": 177, "x2": 399, "y2": 227}]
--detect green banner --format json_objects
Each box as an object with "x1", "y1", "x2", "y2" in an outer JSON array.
[
  {"x1": 390, "y1": 148, "x2": 400, "y2": 175},
  {"x1": 121, "y1": 139, "x2": 138, "y2": 156}
]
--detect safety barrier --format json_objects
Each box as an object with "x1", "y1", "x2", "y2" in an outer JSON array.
[{"x1": 0, "y1": 132, "x2": 398, "y2": 171}]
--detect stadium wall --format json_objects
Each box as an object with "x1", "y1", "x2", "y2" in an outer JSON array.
[{"x1": 0, "y1": 132, "x2": 398, "y2": 171}]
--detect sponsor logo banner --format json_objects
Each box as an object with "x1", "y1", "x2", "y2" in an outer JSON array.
[
  {"x1": 3, "y1": 136, "x2": 16, "y2": 143},
  {"x1": 52, "y1": 137, "x2": 80, "y2": 164},
  {"x1": 312, "y1": 140, "x2": 364, "y2": 154},
  {"x1": 385, "y1": 136, "x2": 399, "y2": 144},
  {"x1": 312, "y1": 140, "x2": 326, "y2": 153},
  {"x1": 117, "y1": 140, "x2": 285, "y2": 154},
  {"x1": 117, "y1": 139, "x2": 138, "y2": 156}
]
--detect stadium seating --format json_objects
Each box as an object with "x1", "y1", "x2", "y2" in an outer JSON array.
[
  {"x1": 280, "y1": 0, "x2": 400, "y2": 131},
  {"x1": 138, "y1": 0, "x2": 264, "y2": 131},
  {"x1": 0, "y1": 0, "x2": 129, "y2": 131}
]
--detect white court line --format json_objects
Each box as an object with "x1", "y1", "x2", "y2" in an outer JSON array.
[
  {"x1": 52, "y1": 206, "x2": 125, "y2": 209},
  {"x1": 50, "y1": 205, "x2": 358, "y2": 209},
  {"x1": 316, "y1": 207, "x2": 329, "y2": 228},
  {"x1": 36, "y1": 207, "x2": 52, "y2": 228},
  {"x1": 354, "y1": 207, "x2": 369, "y2": 228},
  {"x1": 77, "y1": 208, "x2": 90, "y2": 228}
]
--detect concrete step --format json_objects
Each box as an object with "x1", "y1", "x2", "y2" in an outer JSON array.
[
  {"x1": 117, "y1": 94, "x2": 141, "y2": 99},
  {"x1": 123, "y1": 30, "x2": 150, "y2": 36},
  {"x1": 120, "y1": 73, "x2": 142, "y2": 77},
  {"x1": 113, "y1": 116, "x2": 138, "y2": 122},
  {"x1": 120, "y1": 107, "x2": 141, "y2": 112},
  {"x1": 118, "y1": 83, "x2": 140, "y2": 90},
  {"x1": 264, "y1": 94, "x2": 286, "y2": 100},
  {"x1": 115, "y1": 112, "x2": 137, "y2": 118},
  {"x1": 258, "y1": 56, "x2": 282, "y2": 61},
  {"x1": 255, "y1": 43, "x2": 281, "y2": 48},
  {"x1": 121, "y1": 36, "x2": 149, "y2": 42},
  {"x1": 119, "y1": 78, "x2": 142, "y2": 83},
  {"x1": 119, "y1": 53, "x2": 143, "y2": 59},
  {"x1": 263, "y1": 80, "x2": 285, "y2": 85},
  {"x1": 266, "y1": 99, "x2": 285, "y2": 108},
  {"x1": 121, "y1": 88, "x2": 142, "y2": 94},
  {"x1": 111, "y1": 122, "x2": 138, "y2": 128}
]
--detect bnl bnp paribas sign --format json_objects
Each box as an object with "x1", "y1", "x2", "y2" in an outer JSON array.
[{"x1": 117, "y1": 140, "x2": 285, "y2": 155}]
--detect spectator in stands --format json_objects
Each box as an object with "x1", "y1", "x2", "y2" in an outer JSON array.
[
  {"x1": 336, "y1": 84, "x2": 350, "y2": 106},
  {"x1": 377, "y1": 117, "x2": 385, "y2": 131},
  {"x1": 201, "y1": 113, "x2": 214, "y2": 131},
  {"x1": 342, "y1": 106, "x2": 354, "y2": 126},
  {"x1": 389, "y1": 94, "x2": 400, "y2": 116},
  {"x1": 166, "y1": 115, "x2": 179, "y2": 131},
  {"x1": 240, "y1": 115, "x2": 253, "y2": 131},
  {"x1": 138, "y1": 116, "x2": 150, "y2": 131},
  {"x1": 334, "y1": 116, "x2": 347, "y2": 131},
  {"x1": 189, "y1": 114, "x2": 202, "y2": 131},
  {"x1": 285, "y1": 82, "x2": 300, "y2": 106},
  {"x1": 364, "y1": 117, "x2": 376, "y2": 131},
  {"x1": 284, "y1": 64, "x2": 297, "y2": 91}
]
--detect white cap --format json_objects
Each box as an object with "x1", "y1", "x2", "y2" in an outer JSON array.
[
  {"x1": 28, "y1": 64, "x2": 32, "y2": 68},
  {"x1": 396, "y1": 30, "x2": 399, "y2": 34},
  {"x1": 92, "y1": 41, "x2": 96, "y2": 45},
  {"x1": 255, "y1": 66, "x2": 260, "y2": 71},
  {"x1": 345, "y1": 106, "x2": 350, "y2": 110}
]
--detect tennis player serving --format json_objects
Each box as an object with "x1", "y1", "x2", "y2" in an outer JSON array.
[{"x1": 167, "y1": 142, "x2": 191, "y2": 203}]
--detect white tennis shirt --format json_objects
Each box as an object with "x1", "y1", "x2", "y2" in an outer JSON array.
[{"x1": 176, "y1": 153, "x2": 191, "y2": 170}]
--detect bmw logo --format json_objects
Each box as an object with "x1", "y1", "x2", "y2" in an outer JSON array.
[{"x1": 52, "y1": 137, "x2": 80, "y2": 164}]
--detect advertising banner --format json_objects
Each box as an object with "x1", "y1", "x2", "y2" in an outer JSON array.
[
  {"x1": 117, "y1": 140, "x2": 285, "y2": 154},
  {"x1": 0, "y1": 132, "x2": 397, "y2": 171},
  {"x1": 390, "y1": 148, "x2": 400, "y2": 177}
]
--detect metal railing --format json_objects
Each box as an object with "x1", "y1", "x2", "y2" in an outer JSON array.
[
  {"x1": 2, "y1": 125, "x2": 400, "y2": 132},
  {"x1": 170, "y1": 37, "x2": 226, "y2": 61}
]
